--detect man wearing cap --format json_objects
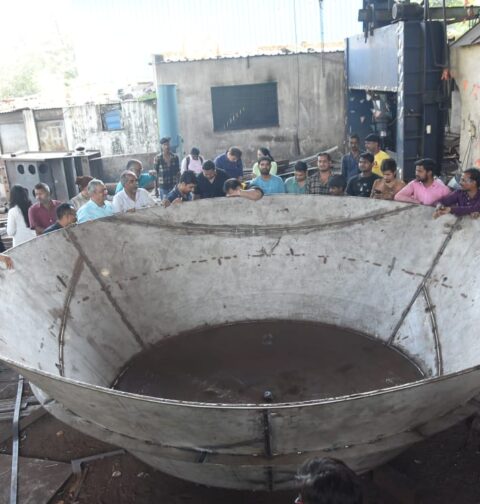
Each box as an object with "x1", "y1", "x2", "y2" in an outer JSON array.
[
  {"x1": 71, "y1": 175, "x2": 93, "y2": 210},
  {"x1": 154, "y1": 137, "x2": 180, "y2": 198},
  {"x1": 394, "y1": 158, "x2": 450, "y2": 206},
  {"x1": 365, "y1": 133, "x2": 390, "y2": 177},
  {"x1": 112, "y1": 170, "x2": 156, "y2": 213},
  {"x1": 43, "y1": 203, "x2": 77, "y2": 234}
]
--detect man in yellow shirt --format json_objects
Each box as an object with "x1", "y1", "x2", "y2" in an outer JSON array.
[{"x1": 365, "y1": 133, "x2": 390, "y2": 177}]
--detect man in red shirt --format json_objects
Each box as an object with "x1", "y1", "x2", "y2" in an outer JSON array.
[{"x1": 28, "y1": 183, "x2": 62, "y2": 235}]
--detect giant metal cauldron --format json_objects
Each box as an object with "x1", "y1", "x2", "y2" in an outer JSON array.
[{"x1": 1, "y1": 196, "x2": 479, "y2": 490}]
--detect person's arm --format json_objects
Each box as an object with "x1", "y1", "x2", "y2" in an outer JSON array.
[
  {"x1": 394, "y1": 182, "x2": 417, "y2": 203},
  {"x1": 6, "y1": 208, "x2": 16, "y2": 237},
  {"x1": 345, "y1": 179, "x2": 355, "y2": 196},
  {"x1": 237, "y1": 160, "x2": 244, "y2": 180},
  {"x1": 28, "y1": 207, "x2": 44, "y2": 235},
  {"x1": 0, "y1": 254, "x2": 13, "y2": 269},
  {"x1": 341, "y1": 156, "x2": 347, "y2": 180},
  {"x1": 180, "y1": 157, "x2": 187, "y2": 174},
  {"x1": 111, "y1": 194, "x2": 123, "y2": 213},
  {"x1": 240, "y1": 188, "x2": 263, "y2": 201},
  {"x1": 278, "y1": 179, "x2": 286, "y2": 193},
  {"x1": 370, "y1": 179, "x2": 380, "y2": 198}
]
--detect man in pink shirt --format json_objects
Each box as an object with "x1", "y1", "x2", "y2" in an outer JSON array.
[
  {"x1": 28, "y1": 183, "x2": 62, "y2": 235},
  {"x1": 394, "y1": 158, "x2": 450, "y2": 206}
]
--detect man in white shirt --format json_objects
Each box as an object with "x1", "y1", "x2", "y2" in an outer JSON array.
[
  {"x1": 112, "y1": 171, "x2": 156, "y2": 213},
  {"x1": 180, "y1": 147, "x2": 204, "y2": 174}
]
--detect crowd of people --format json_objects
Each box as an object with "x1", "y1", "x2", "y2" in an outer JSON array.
[{"x1": 2, "y1": 134, "x2": 480, "y2": 270}]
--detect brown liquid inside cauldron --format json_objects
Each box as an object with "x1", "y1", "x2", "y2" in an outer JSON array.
[{"x1": 113, "y1": 321, "x2": 423, "y2": 403}]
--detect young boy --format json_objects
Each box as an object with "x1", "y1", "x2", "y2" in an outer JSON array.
[{"x1": 370, "y1": 158, "x2": 405, "y2": 200}]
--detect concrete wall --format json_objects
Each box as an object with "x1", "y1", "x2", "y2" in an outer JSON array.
[
  {"x1": 451, "y1": 45, "x2": 480, "y2": 170},
  {"x1": 63, "y1": 100, "x2": 160, "y2": 157},
  {"x1": 154, "y1": 52, "x2": 345, "y2": 167}
]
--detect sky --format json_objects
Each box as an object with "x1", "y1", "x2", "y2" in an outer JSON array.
[{"x1": 0, "y1": 0, "x2": 363, "y2": 87}]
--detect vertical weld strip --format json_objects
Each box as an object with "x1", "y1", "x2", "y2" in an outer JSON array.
[
  {"x1": 262, "y1": 409, "x2": 274, "y2": 491},
  {"x1": 66, "y1": 229, "x2": 146, "y2": 350},
  {"x1": 388, "y1": 221, "x2": 460, "y2": 345},
  {"x1": 58, "y1": 255, "x2": 84, "y2": 377},
  {"x1": 423, "y1": 286, "x2": 443, "y2": 376}
]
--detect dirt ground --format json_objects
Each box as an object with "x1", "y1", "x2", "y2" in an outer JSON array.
[{"x1": 2, "y1": 411, "x2": 480, "y2": 504}]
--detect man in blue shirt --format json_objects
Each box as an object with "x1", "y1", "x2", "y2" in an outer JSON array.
[
  {"x1": 163, "y1": 171, "x2": 197, "y2": 207},
  {"x1": 341, "y1": 133, "x2": 360, "y2": 182},
  {"x1": 77, "y1": 180, "x2": 114, "y2": 223},
  {"x1": 214, "y1": 147, "x2": 243, "y2": 179},
  {"x1": 250, "y1": 157, "x2": 285, "y2": 195},
  {"x1": 115, "y1": 159, "x2": 156, "y2": 194}
]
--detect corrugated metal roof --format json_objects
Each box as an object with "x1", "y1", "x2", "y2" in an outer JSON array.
[{"x1": 451, "y1": 22, "x2": 480, "y2": 47}]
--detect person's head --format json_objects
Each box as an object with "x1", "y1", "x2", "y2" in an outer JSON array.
[
  {"x1": 202, "y1": 160, "x2": 217, "y2": 181},
  {"x1": 160, "y1": 137, "x2": 171, "y2": 153},
  {"x1": 460, "y1": 168, "x2": 480, "y2": 192},
  {"x1": 56, "y1": 203, "x2": 77, "y2": 228},
  {"x1": 76, "y1": 176, "x2": 94, "y2": 195},
  {"x1": 317, "y1": 152, "x2": 332, "y2": 173},
  {"x1": 414, "y1": 158, "x2": 436, "y2": 183},
  {"x1": 381, "y1": 158, "x2": 398, "y2": 183},
  {"x1": 296, "y1": 457, "x2": 363, "y2": 504},
  {"x1": 87, "y1": 179, "x2": 107, "y2": 205},
  {"x1": 294, "y1": 161, "x2": 308, "y2": 183},
  {"x1": 349, "y1": 134, "x2": 360, "y2": 152},
  {"x1": 190, "y1": 147, "x2": 200, "y2": 160},
  {"x1": 126, "y1": 159, "x2": 143, "y2": 178},
  {"x1": 120, "y1": 170, "x2": 139, "y2": 195},
  {"x1": 34, "y1": 183, "x2": 51, "y2": 205},
  {"x1": 178, "y1": 170, "x2": 197, "y2": 195},
  {"x1": 10, "y1": 184, "x2": 31, "y2": 209},
  {"x1": 328, "y1": 175, "x2": 347, "y2": 196},
  {"x1": 364, "y1": 133, "x2": 381, "y2": 155},
  {"x1": 257, "y1": 147, "x2": 274, "y2": 161},
  {"x1": 258, "y1": 156, "x2": 272, "y2": 176},
  {"x1": 223, "y1": 178, "x2": 242, "y2": 196},
  {"x1": 358, "y1": 152, "x2": 374, "y2": 174},
  {"x1": 227, "y1": 147, "x2": 242, "y2": 163}
]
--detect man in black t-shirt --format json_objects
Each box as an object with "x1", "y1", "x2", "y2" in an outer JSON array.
[
  {"x1": 194, "y1": 160, "x2": 229, "y2": 199},
  {"x1": 346, "y1": 152, "x2": 380, "y2": 197}
]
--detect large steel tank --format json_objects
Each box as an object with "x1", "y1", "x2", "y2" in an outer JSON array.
[{"x1": 1, "y1": 196, "x2": 479, "y2": 490}]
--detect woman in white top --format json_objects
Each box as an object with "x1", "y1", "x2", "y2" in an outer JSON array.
[
  {"x1": 6, "y1": 185, "x2": 36, "y2": 247},
  {"x1": 252, "y1": 147, "x2": 278, "y2": 177}
]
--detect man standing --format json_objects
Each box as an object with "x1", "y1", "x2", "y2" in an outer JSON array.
[
  {"x1": 43, "y1": 203, "x2": 77, "y2": 234},
  {"x1": 181, "y1": 147, "x2": 204, "y2": 174},
  {"x1": 115, "y1": 159, "x2": 156, "y2": 194},
  {"x1": 163, "y1": 171, "x2": 197, "y2": 207},
  {"x1": 365, "y1": 133, "x2": 390, "y2": 177},
  {"x1": 394, "y1": 158, "x2": 450, "y2": 206},
  {"x1": 285, "y1": 161, "x2": 308, "y2": 194},
  {"x1": 214, "y1": 147, "x2": 243, "y2": 180},
  {"x1": 434, "y1": 168, "x2": 480, "y2": 218},
  {"x1": 194, "y1": 161, "x2": 229, "y2": 199},
  {"x1": 371, "y1": 159, "x2": 406, "y2": 200},
  {"x1": 341, "y1": 134, "x2": 360, "y2": 182},
  {"x1": 154, "y1": 137, "x2": 180, "y2": 199},
  {"x1": 112, "y1": 171, "x2": 156, "y2": 213},
  {"x1": 250, "y1": 157, "x2": 285, "y2": 195},
  {"x1": 28, "y1": 183, "x2": 62, "y2": 235},
  {"x1": 77, "y1": 180, "x2": 114, "y2": 223},
  {"x1": 305, "y1": 152, "x2": 333, "y2": 195},
  {"x1": 346, "y1": 152, "x2": 381, "y2": 197}
]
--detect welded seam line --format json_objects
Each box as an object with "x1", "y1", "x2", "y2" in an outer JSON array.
[
  {"x1": 115, "y1": 204, "x2": 415, "y2": 236},
  {"x1": 57, "y1": 256, "x2": 85, "y2": 377},
  {"x1": 422, "y1": 286, "x2": 444, "y2": 376},
  {"x1": 65, "y1": 229, "x2": 146, "y2": 350},
  {"x1": 9, "y1": 375, "x2": 23, "y2": 504},
  {"x1": 262, "y1": 410, "x2": 274, "y2": 491},
  {"x1": 388, "y1": 220, "x2": 460, "y2": 345}
]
